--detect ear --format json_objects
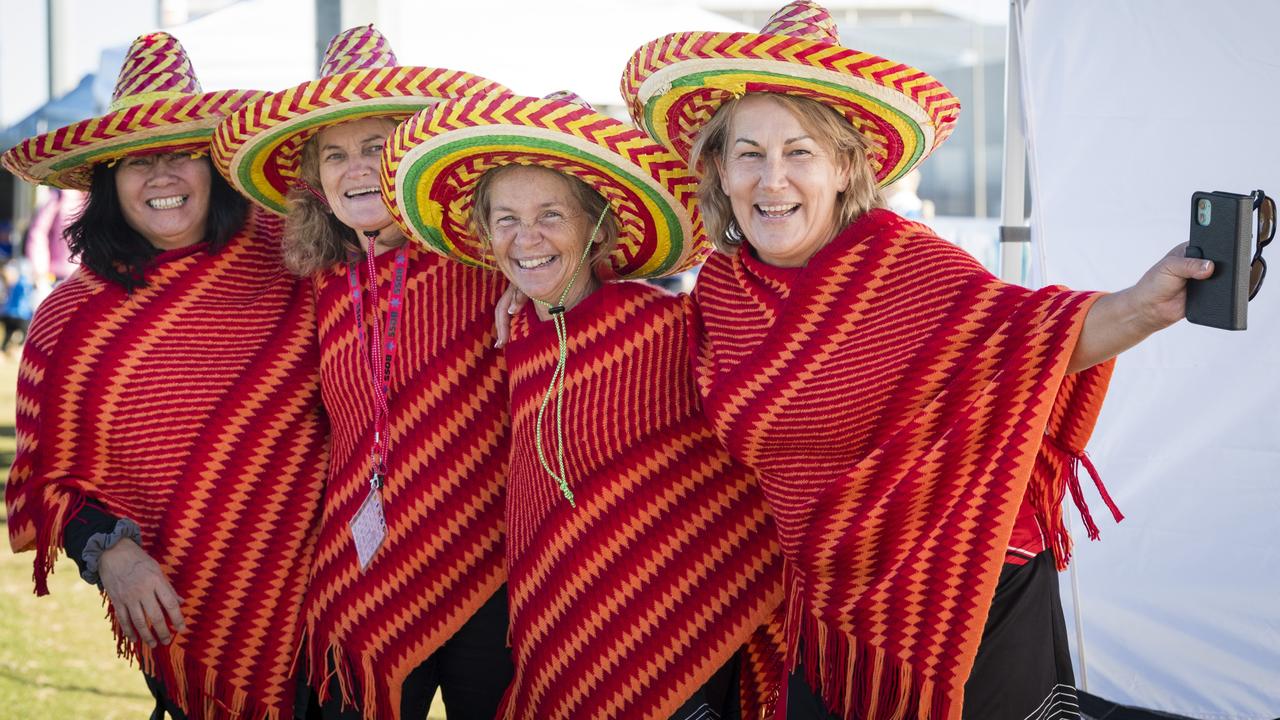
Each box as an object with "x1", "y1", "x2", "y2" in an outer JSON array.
[
  {"x1": 835, "y1": 155, "x2": 853, "y2": 194},
  {"x1": 716, "y1": 156, "x2": 730, "y2": 195}
]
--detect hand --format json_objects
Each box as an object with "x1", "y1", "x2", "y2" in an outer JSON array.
[
  {"x1": 98, "y1": 538, "x2": 186, "y2": 649},
  {"x1": 1068, "y1": 242, "x2": 1214, "y2": 373},
  {"x1": 493, "y1": 283, "x2": 528, "y2": 349},
  {"x1": 1124, "y1": 241, "x2": 1215, "y2": 333}
]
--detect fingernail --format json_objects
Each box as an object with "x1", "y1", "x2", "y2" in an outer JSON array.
[{"x1": 1202, "y1": 260, "x2": 1212, "y2": 271}]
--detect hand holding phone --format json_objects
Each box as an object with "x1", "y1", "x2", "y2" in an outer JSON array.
[{"x1": 1184, "y1": 190, "x2": 1270, "y2": 330}]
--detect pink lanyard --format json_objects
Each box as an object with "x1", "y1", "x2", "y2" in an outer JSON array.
[{"x1": 345, "y1": 243, "x2": 409, "y2": 492}]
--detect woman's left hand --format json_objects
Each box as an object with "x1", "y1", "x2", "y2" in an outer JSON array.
[{"x1": 1068, "y1": 242, "x2": 1214, "y2": 373}]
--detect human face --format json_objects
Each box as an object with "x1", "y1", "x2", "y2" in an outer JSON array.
[
  {"x1": 717, "y1": 94, "x2": 851, "y2": 268},
  {"x1": 485, "y1": 166, "x2": 599, "y2": 317},
  {"x1": 114, "y1": 152, "x2": 211, "y2": 251},
  {"x1": 316, "y1": 117, "x2": 402, "y2": 244}
]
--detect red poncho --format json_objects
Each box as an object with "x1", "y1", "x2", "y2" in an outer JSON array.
[
  {"x1": 692, "y1": 209, "x2": 1115, "y2": 720},
  {"x1": 500, "y1": 280, "x2": 783, "y2": 719},
  {"x1": 6, "y1": 208, "x2": 329, "y2": 720},
  {"x1": 305, "y1": 242, "x2": 509, "y2": 720}
]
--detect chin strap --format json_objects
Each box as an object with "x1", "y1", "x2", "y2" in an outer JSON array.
[{"x1": 530, "y1": 206, "x2": 610, "y2": 508}]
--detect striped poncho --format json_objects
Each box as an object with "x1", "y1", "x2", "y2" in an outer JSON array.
[
  {"x1": 5, "y1": 207, "x2": 329, "y2": 720},
  {"x1": 305, "y1": 241, "x2": 509, "y2": 720},
  {"x1": 692, "y1": 209, "x2": 1114, "y2": 720},
  {"x1": 500, "y1": 280, "x2": 783, "y2": 719}
]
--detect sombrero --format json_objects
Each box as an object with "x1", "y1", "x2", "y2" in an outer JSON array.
[
  {"x1": 1, "y1": 32, "x2": 263, "y2": 190},
  {"x1": 381, "y1": 90, "x2": 707, "y2": 281},
  {"x1": 212, "y1": 25, "x2": 510, "y2": 214},
  {"x1": 621, "y1": 0, "x2": 961, "y2": 186}
]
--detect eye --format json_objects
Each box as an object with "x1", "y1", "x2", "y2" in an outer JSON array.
[
  {"x1": 125, "y1": 156, "x2": 153, "y2": 169},
  {"x1": 494, "y1": 215, "x2": 519, "y2": 228},
  {"x1": 787, "y1": 148, "x2": 813, "y2": 157},
  {"x1": 736, "y1": 150, "x2": 762, "y2": 159},
  {"x1": 323, "y1": 151, "x2": 344, "y2": 163},
  {"x1": 540, "y1": 210, "x2": 564, "y2": 221},
  {"x1": 364, "y1": 143, "x2": 384, "y2": 156}
]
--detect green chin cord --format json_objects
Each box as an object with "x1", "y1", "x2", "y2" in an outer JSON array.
[{"x1": 530, "y1": 206, "x2": 610, "y2": 508}]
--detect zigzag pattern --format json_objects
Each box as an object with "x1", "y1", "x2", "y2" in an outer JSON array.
[
  {"x1": 759, "y1": 0, "x2": 839, "y2": 43},
  {"x1": 500, "y1": 282, "x2": 781, "y2": 719},
  {"x1": 320, "y1": 25, "x2": 398, "y2": 76},
  {"x1": 211, "y1": 66, "x2": 508, "y2": 209},
  {"x1": 382, "y1": 93, "x2": 707, "y2": 280},
  {"x1": 692, "y1": 209, "x2": 1113, "y2": 720},
  {"x1": 2, "y1": 89, "x2": 259, "y2": 190},
  {"x1": 304, "y1": 244, "x2": 509, "y2": 720},
  {"x1": 111, "y1": 32, "x2": 201, "y2": 106},
  {"x1": 620, "y1": 21, "x2": 961, "y2": 183},
  {"x1": 5, "y1": 207, "x2": 328, "y2": 720}
]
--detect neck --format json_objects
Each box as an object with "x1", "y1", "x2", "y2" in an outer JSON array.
[
  {"x1": 358, "y1": 225, "x2": 406, "y2": 255},
  {"x1": 533, "y1": 273, "x2": 600, "y2": 321}
]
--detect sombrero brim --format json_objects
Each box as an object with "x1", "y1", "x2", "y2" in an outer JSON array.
[
  {"x1": 212, "y1": 66, "x2": 511, "y2": 215},
  {"x1": 1, "y1": 89, "x2": 263, "y2": 190},
  {"x1": 382, "y1": 93, "x2": 707, "y2": 282},
  {"x1": 622, "y1": 30, "x2": 960, "y2": 186}
]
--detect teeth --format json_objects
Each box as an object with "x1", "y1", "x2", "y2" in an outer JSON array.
[
  {"x1": 147, "y1": 196, "x2": 186, "y2": 210},
  {"x1": 345, "y1": 188, "x2": 380, "y2": 198},
  {"x1": 516, "y1": 256, "x2": 555, "y2": 270},
  {"x1": 757, "y1": 203, "x2": 798, "y2": 217}
]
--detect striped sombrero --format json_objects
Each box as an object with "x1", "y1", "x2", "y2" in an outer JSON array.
[
  {"x1": 1, "y1": 32, "x2": 262, "y2": 190},
  {"x1": 621, "y1": 0, "x2": 961, "y2": 187},
  {"x1": 381, "y1": 91, "x2": 707, "y2": 281},
  {"x1": 212, "y1": 25, "x2": 510, "y2": 215}
]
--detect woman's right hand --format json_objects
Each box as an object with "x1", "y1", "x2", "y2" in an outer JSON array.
[
  {"x1": 98, "y1": 538, "x2": 186, "y2": 648},
  {"x1": 494, "y1": 283, "x2": 528, "y2": 348}
]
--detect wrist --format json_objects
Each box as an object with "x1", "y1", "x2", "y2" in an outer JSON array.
[{"x1": 80, "y1": 518, "x2": 143, "y2": 586}]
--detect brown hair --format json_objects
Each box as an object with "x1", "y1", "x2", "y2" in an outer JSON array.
[
  {"x1": 281, "y1": 117, "x2": 401, "y2": 277},
  {"x1": 468, "y1": 164, "x2": 620, "y2": 270},
  {"x1": 688, "y1": 93, "x2": 884, "y2": 254}
]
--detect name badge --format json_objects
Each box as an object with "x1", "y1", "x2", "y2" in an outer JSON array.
[{"x1": 348, "y1": 487, "x2": 387, "y2": 571}]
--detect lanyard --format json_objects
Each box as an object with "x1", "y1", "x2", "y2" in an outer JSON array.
[{"x1": 345, "y1": 242, "x2": 409, "y2": 492}]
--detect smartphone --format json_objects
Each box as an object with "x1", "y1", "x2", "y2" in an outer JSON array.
[{"x1": 1185, "y1": 190, "x2": 1253, "y2": 330}]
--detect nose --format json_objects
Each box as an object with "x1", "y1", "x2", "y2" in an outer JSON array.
[
  {"x1": 345, "y1": 153, "x2": 376, "y2": 178},
  {"x1": 761, "y1": 154, "x2": 788, "y2": 191}
]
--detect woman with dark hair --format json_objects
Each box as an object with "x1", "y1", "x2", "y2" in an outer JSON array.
[
  {"x1": 382, "y1": 90, "x2": 783, "y2": 720},
  {"x1": 213, "y1": 26, "x2": 515, "y2": 720},
  {"x1": 624, "y1": 3, "x2": 1214, "y2": 719},
  {"x1": 2, "y1": 33, "x2": 328, "y2": 720}
]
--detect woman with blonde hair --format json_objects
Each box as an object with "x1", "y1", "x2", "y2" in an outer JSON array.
[
  {"x1": 625, "y1": 3, "x2": 1214, "y2": 719},
  {"x1": 214, "y1": 26, "x2": 513, "y2": 720},
  {"x1": 383, "y1": 90, "x2": 783, "y2": 720}
]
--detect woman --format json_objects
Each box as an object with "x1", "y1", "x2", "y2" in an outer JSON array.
[
  {"x1": 382, "y1": 90, "x2": 784, "y2": 719},
  {"x1": 213, "y1": 26, "x2": 514, "y2": 720},
  {"x1": 2, "y1": 33, "x2": 328, "y2": 720},
  {"x1": 623, "y1": 3, "x2": 1213, "y2": 719}
]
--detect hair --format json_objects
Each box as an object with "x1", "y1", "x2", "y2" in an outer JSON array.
[
  {"x1": 468, "y1": 164, "x2": 620, "y2": 271},
  {"x1": 65, "y1": 156, "x2": 248, "y2": 292},
  {"x1": 688, "y1": 92, "x2": 885, "y2": 254},
  {"x1": 281, "y1": 117, "x2": 405, "y2": 277}
]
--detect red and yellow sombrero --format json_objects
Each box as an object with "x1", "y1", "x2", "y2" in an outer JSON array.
[
  {"x1": 621, "y1": 0, "x2": 961, "y2": 187},
  {"x1": 1, "y1": 32, "x2": 263, "y2": 190},
  {"x1": 212, "y1": 25, "x2": 510, "y2": 215},
  {"x1": 381, "y1": 91, "x2": 707, "y2": 281}
]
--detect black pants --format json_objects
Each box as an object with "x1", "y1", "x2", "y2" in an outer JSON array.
[
  {"x1": 785, "y1": 551, "x2": 1076, "y2": 720},
  {"x1": 668, "y1": 651, "x2": 743, "y2": 720},
  {"x1": 317, "y1": 586, "x2": 513, "y2": 720},
  {"x1": 145, "y1": 673, "x2": 187, "y2": 720}
]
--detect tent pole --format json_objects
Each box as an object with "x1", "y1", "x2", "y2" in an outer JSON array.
[{"x1": 998, "y1": 0, "x2": 1028, "y2": 283}]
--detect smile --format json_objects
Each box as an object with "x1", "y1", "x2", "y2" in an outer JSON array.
[
  {"x1": 146, "y1": 195, "x2": 188, "y2": 210},
  {"x1": 516, "y1": 256, "x2": 556, "y2": 270},
  {"x1": 755, "y1": 203, "x2": 799, "y2": 218},
  {"x1": 344, "y1": 187, "x2": 380, "y2": 199}
]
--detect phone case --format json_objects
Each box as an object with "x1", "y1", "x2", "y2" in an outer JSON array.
[{"x1": 1185, "y1": 190, "x2": 1253, "y2": 330}]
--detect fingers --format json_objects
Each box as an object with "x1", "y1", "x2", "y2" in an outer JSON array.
[
  {"x1": 157, "y1": 585, "x2": 187, "y2": 636},
  {"x1": 1168, "y1": 255, "x2": 1214, "y2": 280},
  {"x1": 131, "y1": 599, "x2": 160, "y2": 648},
  {"x1": 494, "y1": 285, "x2": 528, "y2": 348}
]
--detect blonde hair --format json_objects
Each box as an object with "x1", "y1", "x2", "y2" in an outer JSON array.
[
  {"x1": 281, "y1": 117, "x2": 401, "y2": 277},
  {"x1": 688, "y1": 93, "x2": 884, "y2": 254},
  {"x1": 468, "y1": 164, "x2": 620, "y2": 270}
]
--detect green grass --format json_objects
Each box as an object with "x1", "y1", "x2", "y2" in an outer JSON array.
[{"x1": 0, "y1": 357, "x2": 154, "y2": 719}]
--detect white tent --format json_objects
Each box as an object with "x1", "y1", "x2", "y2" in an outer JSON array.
[{"x1": 1017, "y1": 1, "x2": 1280, "y2": 718}]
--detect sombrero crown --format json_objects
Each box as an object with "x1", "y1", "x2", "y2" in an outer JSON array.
[
  {"x1": 382, "y1": 91, "x2": 707, "y2": 281},
  {"x1": 622, "y1": 0, "x2": 960, "y2": 186},
  {"x1": 212, "y1": 25, "x2": 510, "y2": 214},
  {"x1": 1, "y1": 32, "x2": 262, "y2": 190}
]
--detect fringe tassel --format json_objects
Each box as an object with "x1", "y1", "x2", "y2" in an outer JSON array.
[
  {"x1": 775, "y1": 581, "x2": 957, "y2": 720},
  {"x1": 1035, "y1": 435, "x2": 1124, "y2": 571},
  {"x1": 118, "y1": 641, "x2": 287, "y2": 720},
  {"x1": 30, "y1": 490, "x2": 86, "y2": 596}
]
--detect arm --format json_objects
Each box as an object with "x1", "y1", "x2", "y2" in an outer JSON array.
[{"x1": 1067, "y1": 243, "x2": 1213, "y2": 373}]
